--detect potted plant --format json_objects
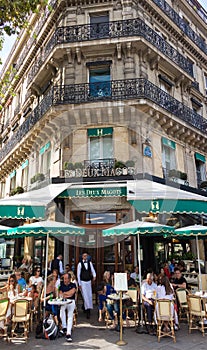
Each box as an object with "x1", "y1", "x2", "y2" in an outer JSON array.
[
  {"x1": 200, "y1": 181, "x2": 207, "y2": 190},
  {"x1": 168, "y1": 169, "x2": 187, "y2": 180},
  {"x1": 35, "y1": 173, "x2": 45, "y2": 182},
  {"x1": 125, "y1": 160, "x2": 135, "y2": 167},
  {"x1": 115, "y1": 160, "x2": 125, "y2": 169},
  {"x1": 10, "y1": 186, "x2": 24, "y2": 196}
]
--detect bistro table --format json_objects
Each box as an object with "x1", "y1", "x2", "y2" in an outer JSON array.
[
  {"x1": 48, "y1": 298, "x2": 72, "y2": 306},
  {"x1": 107, "y1": 292, "x2": 130, "y2": 346}
]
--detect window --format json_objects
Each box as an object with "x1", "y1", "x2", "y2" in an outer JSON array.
[
  {"x1": 161, "y1": 137, "x2": 176, "y2": 177},
  {"x1": 21, "y1": 161, "x2": 29, "y2": 189},
  {"x1": 195, "y1": 153, "x2": 206, "y2": 186},
  {"x1": 90, "y1": 12, "x2": 109, "y2": 39},
  {"x1": 204, "y1": 75, "x2": 207, "y2": 95},
  {"x1": 39, "y1": 142, "x2": 51, "y2": 176},
  {"x1": 89, "y1": 128, "x2": 113, "y2": 161},
  {"x1": 89, "y1": 64, "x2": 111, "y2": 97},
  {"x1": 10, "y1": 171, "x2": 16, "y2": 192}
]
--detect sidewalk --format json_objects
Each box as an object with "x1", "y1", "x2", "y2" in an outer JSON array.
[{"x1": 3, "y1": 306, "x2": 207, "y2": 350}]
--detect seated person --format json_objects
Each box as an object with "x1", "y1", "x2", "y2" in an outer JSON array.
[
  {"x1": 28, "y1": 284, "x2": 39, "y2": 312},
  {"x1": 171, "y1": 268, "x2": 187, "y2": 291},
  {"x1": 130, "y1": 266, "x2": 139, "y2": 284},
  {"x1": 141, "y1": 273, "x2": 157, "y2": 332},
  {"x1": 125, "y1": 270, "x2": 137, "y2": 288},
  {"x1": 59, "y1": 273, "x2": 76, "y2": 342},
  {"x1": 156, "y1": 275, "x2": 179, "y2": 330},
  {"x1": 97, "y1": 282, "x2": 118, "y2": 328},
  {"x1": 41, "y1": 275, "x2": 58, "y2": 325},
  {"x1": 15, "y1": 270, "x2": 27, "y2": 293}
]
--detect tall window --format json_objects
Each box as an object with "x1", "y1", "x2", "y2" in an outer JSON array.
[
  {"x1": 39, "y1": 142, "x2": 51, "y2": 176},
  {"x1": 204, "y1": 75, "x2": 207, "y2": 95},
  {"x1": 89, "y1": 64, "x2": 111, "y2": 97},
  {"x1": 88, "y1": 127, "x2": 113, "y2": 162},
  {"x1": 161, "y1": 137, "x2": 176, "y2": 177},
  {"x1": 90, "y1": 12, "x2": 109, "y2": 39},
  {"x1": 21, "y1": 160, "x2": 29, "y2": 190},
  {"x1": 195, "y1": 153, "x2": 206, "y2": 186}
]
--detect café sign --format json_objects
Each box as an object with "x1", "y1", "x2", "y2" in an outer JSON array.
[{"x1": 64, "y1": 166, "x2": 135, "y2": 178}]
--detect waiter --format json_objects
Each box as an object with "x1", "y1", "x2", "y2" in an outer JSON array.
[{"x1": 77, "y1": 252, "x2": 96, "y2": 319}]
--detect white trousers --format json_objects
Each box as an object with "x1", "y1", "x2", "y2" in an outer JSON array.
[{"x1": 60, "y1": 300, "x2": 75, "y2": 335}]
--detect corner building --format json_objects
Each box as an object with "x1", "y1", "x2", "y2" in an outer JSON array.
[{"x1": 0, "y1": 0, "x2": 207, "y2": 280}]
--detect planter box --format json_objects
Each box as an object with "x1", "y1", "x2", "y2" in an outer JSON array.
[{"x1": 169, "y1": 177, "x2": 189, "y2": 186}]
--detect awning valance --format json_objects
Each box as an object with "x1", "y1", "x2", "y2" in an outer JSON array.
[
  {"x1": 0, "y1": 183, "x2": 70, "y2": 219},
  {"x1": 127, "y1": 179, "x2": 207, "y2": 214},
  {"x1": 87, "y1": 127, "x2": 113, "y2": 138}
]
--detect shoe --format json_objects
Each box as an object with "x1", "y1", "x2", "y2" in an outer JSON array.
[
  {"x1": 174, "y1": 324, "x2": 179, "y2": 331},
  {"x1": 59, "y1": 328, "x2": 67, "y2": 335},
  {"x1": 66, "y1": 334, "x2": 72, "y2": 342}
]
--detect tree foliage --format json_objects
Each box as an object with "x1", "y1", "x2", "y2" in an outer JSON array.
[{"x1": 0, "y1": 0, "x2": 48, "y2": 57}]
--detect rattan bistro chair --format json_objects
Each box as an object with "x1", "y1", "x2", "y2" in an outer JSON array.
[
  {"x1": 124, "y1": 288, "x2": 139, "y2": 327},
  {"x1": 155, "y1": 299, "x2": 176, "y2": 343},
  {"x1": 176, "y1": 288, "x2": 189, "y2": 322},
  {"x1": 187, "y1": 294, "x2": 207, "y2": 336},
  {"x1": 9, "y1": 298, "x2": 31, "y2": 342},
  {"x1": 0, "y1": 298, "x2": 9, "y2": 340}
]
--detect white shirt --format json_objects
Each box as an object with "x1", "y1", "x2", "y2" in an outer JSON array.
[
  {"x1": 141, "y1": 281, "x2": 157, "y2": 299},
  {"x1": 29, "y1": 276, "x2": 43, "y2": 286},
  {"x1": 77, "y1": 260, "x2": 96, "y2": 286}
]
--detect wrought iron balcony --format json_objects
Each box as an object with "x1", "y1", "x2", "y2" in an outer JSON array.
[
  {"x1": 0, "y1": 78, "x2": 206, "y2": 163},
  {"x1": 28, "y1": 18, "x2": 193, "y2": 84},
  {"x1": 152, "y1": 0, "x2": 207, "y2": 54}
]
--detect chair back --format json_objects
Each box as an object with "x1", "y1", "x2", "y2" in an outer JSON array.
[
  {"x1": 156, "y1": 299, "x2": 173, "y2": 321},
  {"x1": 13, "y1": 299, "x2": 30, "y2": 318},
  {"x1": 0, "y1": 298, "x2": 9, "y2": 317},
  {"x1": 126, "y1": 289, "x2": 138, "y2": 303},
  {"x1": 187, "y1": 295, "x2": 202, "y2": 316},
  {"x1": 176, "y1": 288, "x2": 188, "y2": 305}
]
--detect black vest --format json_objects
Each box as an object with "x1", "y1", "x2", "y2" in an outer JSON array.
[{"x1": 80, "y1": 261, "x2": 92, "y2": 282}]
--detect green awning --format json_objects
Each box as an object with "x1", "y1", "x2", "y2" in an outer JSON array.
[
  {"x1": 0, "y1": 183, "x2": 70, "y2": 219},
  {"x1": 59, "y1": 186, "x2": 126, "y2": 198},
  {"x1": 87, "y1": 127, "x2": 113, "y2": 137},
  {"x1": 161, "y1": 137, "x2": 176, "y2": 149},
  {"x1": 127, "y1": 179, "x2": 207, "y2": 214},
  {"x1": 195, "y1": 152, "x2": 205, "y2": 163}
]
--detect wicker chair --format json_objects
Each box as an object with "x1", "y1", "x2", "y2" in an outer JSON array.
[
  {"x1": 9, "y1": 298, "x2": 31, "y2": 342},
  {"x1": 176, "y1": 288, "x2": 189, "y2": 322},
  {"x1": 187, "y1": 294, "x2": 207, "y2": 336},
  {"x1": 155, "y1": 299, "x2": 176, "y2": 343},
  {"x1": 124, "y1": 288, "x2": 139, "y2": 327},
  {"x1": 0, "y1": 298, "x2": 9, "y2": 340}
]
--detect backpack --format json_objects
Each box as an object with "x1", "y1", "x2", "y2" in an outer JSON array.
[{"x1": 43, "y1": 315, "x2": 58, "y2": 340}]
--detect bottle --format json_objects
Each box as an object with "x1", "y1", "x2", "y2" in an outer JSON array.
[{"x1": 50, "y1": 293, "x2": 53, "y2": 301}]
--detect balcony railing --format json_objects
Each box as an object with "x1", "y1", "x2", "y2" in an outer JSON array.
[
  {"x1": 28, "y1": 18, "x2": 193, "y2": 84},
  {"x1": 152, "y1": 0, "x2": 207, "y2": 54},
  {"x1": 0, "y1": 78, "x2": 206, "y2": 162}
]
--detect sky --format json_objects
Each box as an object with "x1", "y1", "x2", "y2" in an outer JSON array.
[{"x1": 0, "y1": 1, "x2": 207, "y2": 67}]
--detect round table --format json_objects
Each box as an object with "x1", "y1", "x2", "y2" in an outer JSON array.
[{"x1": 48, "y1": 298, "x2": 72, "y2": 306}]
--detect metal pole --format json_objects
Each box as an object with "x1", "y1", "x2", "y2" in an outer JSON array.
[
  {"x1": 196, "y1": 236, "x2": 202, "y2": 290},
  {"x1": 43, "y1": 233, "x2": 49, "y2": 318}
]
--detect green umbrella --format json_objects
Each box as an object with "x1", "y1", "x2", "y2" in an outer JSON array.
[
  {"x1": 7, "y1": 220, "x2": 85, "y2": 311},
  {"x1": 0, "y1": 225, "x2": 11, "y2": 238},
  {"x1": 103, "y1": 220, "x2": 174, "y2": 327},
  {"x1": 174, "y1": 225, "x2": 207, "y2": 290},
  {"x1": 7, "y1": 220, "x2": 85, "y2": 238}
]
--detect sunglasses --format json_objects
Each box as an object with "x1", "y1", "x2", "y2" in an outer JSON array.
[
  {"x1": 36, "y1": 270, "x2": 41, "y2": 272},
  {"x1": 10, "y1": 280, "x2": 15, "y2": 282}
]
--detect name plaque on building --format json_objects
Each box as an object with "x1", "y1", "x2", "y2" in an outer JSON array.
[
  {"x1": 64, "y1": 166, "x2": 135, "y2": 178},
  {"x1": 60, "y1": 186, "x2": 127, "y2": 198}
]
